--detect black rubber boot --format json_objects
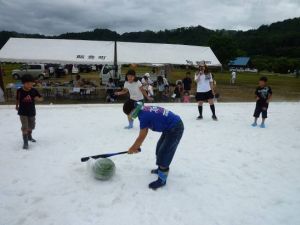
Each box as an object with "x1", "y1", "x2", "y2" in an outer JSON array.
[
  {"x1": 28, "y1": 131, "x2": 36, "y2": 142},
  {"x1": 23, "y1": 134, "x2": 29, "y2": 150}
]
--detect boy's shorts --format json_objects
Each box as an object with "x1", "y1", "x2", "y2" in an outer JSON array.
[
  {"x1": 253, "y1": 102, "x2": 269, "y2": 119},
  {"x1": 20, "y1": 116, "x2": 36, "y2": 131}
]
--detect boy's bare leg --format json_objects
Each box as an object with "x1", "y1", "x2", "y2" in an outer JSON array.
[
  {"x1": 125, "y1": 115, "x2": 134, "y2": 129},
  {"x1": 28, "y1": 129, "x2": 36, "y2": 142},
  {"x1": 260, "y1": 118, "x2": 266, "y2": 128},
  {"x1": 252, "y1": 117, "x2": 258, "y2": 126},
  {"x1": 22, "y1": 129, "x2": 29, "y2": 149}
]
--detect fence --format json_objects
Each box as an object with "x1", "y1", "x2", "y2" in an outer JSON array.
[{"x1": 5, "y1": 86, "x2": 109, "y2": 102}]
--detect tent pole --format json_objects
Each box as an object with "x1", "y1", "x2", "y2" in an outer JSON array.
[
  {"x1": 113, "y1": 40, "x2": 118, "y2": 85},
  {"x1": 0, "y1": 62, "x2": 5, "y2": 102}
]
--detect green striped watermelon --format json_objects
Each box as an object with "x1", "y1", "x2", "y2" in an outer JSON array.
[{"x1": 92, "y1": 158, "x2": 116, "y2": 180}]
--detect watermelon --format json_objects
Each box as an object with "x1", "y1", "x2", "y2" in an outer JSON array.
[{"x1": 91, "y1": 158, "x2": 116, "y2": 180}]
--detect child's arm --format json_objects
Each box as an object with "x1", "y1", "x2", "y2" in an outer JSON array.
[
  {"x1": 139, "y1": 86, "x2": 153, "y2": 101},
  {"x1": 128, "y1": 128, "x2": 149, "y2": 154},
  {"x1": 35, "y1": 96, "x2": 44, "y2": 102},
  {"x1": 210, "y1": 82, "x2": 215, "y2": 95},
  {"x1": 267, "y1": 87, "x2": 272, "y2": 103},
  {"x1": 34, "y1": 89, "x2": 44, "y2": 102},
  {"x1": 267, "y1": 94, "x2": 272, "y2": 103},
  {"x1": 115, "y1": 88, "x2": 128, "y2": 96},
  {"x1": 15, "y1": 90, "x2": 19, "y2": 111},
  {"x1": 255, "y1": 88, "x2": 259, "y2": 100},
  {"x1": 194, "y1": 73, "x2": 199, "y2": 82}
]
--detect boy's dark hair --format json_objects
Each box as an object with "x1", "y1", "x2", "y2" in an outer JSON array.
[
  {"x1": 21, "y1": 74, "x2": 34, "y2": 84},
  {"x1": 126, "y1": 69, "x2": 136, "y2": 76},
  {"x1": 123, "y1": 99, "x2": 136, "y2": 115},
  {"x1": 259, "y1": 76, "x2": 268, "y2": 82}
]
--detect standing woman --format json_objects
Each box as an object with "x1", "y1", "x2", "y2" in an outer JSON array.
[
  {"x1": 195, "y1": 65, "x2": 218, "y2": 120},
  {"x1": 115, "y1": 69, "x2": 152, "y2": 129}
]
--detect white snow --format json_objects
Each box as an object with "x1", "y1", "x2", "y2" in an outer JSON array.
[{"x1": 0, "y1": 102, "x2": 300, "y2": 225}]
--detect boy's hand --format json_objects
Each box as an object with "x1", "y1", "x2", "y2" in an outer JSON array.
[
  {"x1": 15, "y1": 105, "x2": 19, "y2": 111},
  {"x1": 35, "y1": 96, "x2": 44, "y2": 102},
  {"x1": 147, "y1": 96, "x2": 154, "y2": 101},
  {"x1": 256, "y1": 97, "x2": 260, "y2": 100},
  {"x1": 128, "y1": 146, "x2": 140, "y2": 154},
  {"x1": 115, "y1": 92, "x2": 120, "y2": 96}
]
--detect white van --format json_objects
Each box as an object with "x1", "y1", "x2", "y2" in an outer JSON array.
[{"x1": 12, "y1": 64, "x2": 49, "y2": 80}]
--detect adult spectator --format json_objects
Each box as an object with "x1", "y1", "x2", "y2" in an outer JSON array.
[
  {"x1": 141, "y1": 73, "x2": 154, "y2": 97},
  {"x1": 182, "y1": 71, "x2": 192, "y2": 94},
  {"x1": 74, "y1": 75, "x2": 83, "y2": 87},
  {"x1": 157, "y1": 76, "x2": 169, "y2": 101},
  {"x1": 231, "y1": 70, "x2": 237, "y2": 84}
]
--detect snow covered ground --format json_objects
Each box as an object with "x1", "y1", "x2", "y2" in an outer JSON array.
[{"x1": 0, "y1": 102, "x2": 300, "y2": 225}]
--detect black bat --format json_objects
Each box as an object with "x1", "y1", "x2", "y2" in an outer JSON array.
[{"x1": 81, "y1": 148, "x2": 141, "y2": 162}]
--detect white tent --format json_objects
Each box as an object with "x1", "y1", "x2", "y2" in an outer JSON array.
[
  {"x1": 0, "y1": 38, "x2": 115, "y2": 64},
  {"x1": 117, "y1": 41, "x2": 221, "y2": 66},
  {"x1": 0, "y1": 38, "x2": 221, "y2": 66}
]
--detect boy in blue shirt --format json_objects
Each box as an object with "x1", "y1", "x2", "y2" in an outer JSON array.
[{"x1": 123, "y1": 100, "x2": 184, "y2": 190}]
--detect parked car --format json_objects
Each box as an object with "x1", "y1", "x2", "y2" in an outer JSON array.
[
  {"x1": 55, "y1": 65, "x2": 66, "y2": 77},
  {"x1": 12, "y1": 64, "x2": 49, "y2": 80},
  {"x1": 78, "y1": 64, "x2": 92, "y2": 73}
]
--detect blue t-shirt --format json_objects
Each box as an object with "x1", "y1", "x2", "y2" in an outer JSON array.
[{"x1": 138, "y1": 106, "x2": 181, "y2": 132}]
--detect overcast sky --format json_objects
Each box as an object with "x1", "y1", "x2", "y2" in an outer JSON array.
[{"x1": 0, "y1": 0, "x2": 299, "y2": 35}]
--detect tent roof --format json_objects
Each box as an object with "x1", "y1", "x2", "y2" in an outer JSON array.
[
  {"x1": 0, "y1": 38, "x2": 221, "y2": 66},
  {"x1": 0, "y1": 38, "x2": 115, "y2": 64},
  {"x1": 117, "y1": 41, "x2": 221, "y2": 66}
]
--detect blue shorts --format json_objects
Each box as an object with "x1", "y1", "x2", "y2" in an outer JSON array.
[{"x1": 155, "y1": 121, "x2": 184, "y2": 168}]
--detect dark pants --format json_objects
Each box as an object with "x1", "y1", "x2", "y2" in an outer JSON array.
[
  {"x1": 156, "y1": 121, "x2": 184, "y2": 168},
  {"x1": 254, "y1": 102, "x2": 269, "y2": 118}
]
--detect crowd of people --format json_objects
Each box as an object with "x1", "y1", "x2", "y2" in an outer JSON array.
[{"x1": 105, "y1": 66, "x2": 220, "y2": 105}]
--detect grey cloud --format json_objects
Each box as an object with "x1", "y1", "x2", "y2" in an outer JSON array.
[{"x1": 0, "y1": 0, "x2": 299, "y2": 35}]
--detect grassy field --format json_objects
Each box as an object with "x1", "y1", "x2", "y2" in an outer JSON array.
[{"x1": 1, "y1": 63, "x2": 300, "y2": 103}]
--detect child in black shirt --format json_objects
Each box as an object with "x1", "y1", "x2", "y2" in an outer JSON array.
[
  {"x1": 16, "y1": 74, "x2": 43, "y2": 149},
  {"x1": 252, "y1": 76, "x2": 272, "y2": 128},
  {"x1": 173, "y1": 81, "x2": 183, "y2": 102}
]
